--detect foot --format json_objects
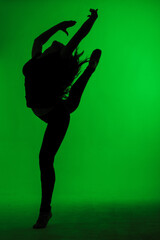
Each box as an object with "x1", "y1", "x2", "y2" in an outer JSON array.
[
  {"x1": 33, "y1": 210, "x2": 52, "y2": 229},
  {"x1": 89, "y1": 49, "x2": 102, "y2": 70}
]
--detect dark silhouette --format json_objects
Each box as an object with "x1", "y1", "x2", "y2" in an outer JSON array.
[{"x1": 22, "y1": 8, "x2": 102, "y2": 229}]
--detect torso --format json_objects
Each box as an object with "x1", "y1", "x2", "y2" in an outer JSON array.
[{"x1": 30, "y1": 45, "x2": 69, "y2": 115}]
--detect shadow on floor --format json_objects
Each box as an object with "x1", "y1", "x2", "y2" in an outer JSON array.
[{"x1": 0, "y1": 202, "x2": 160, "y2": 240}]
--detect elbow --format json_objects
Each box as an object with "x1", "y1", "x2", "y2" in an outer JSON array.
[{"x1": 34, "y1": 37, "x2": 44, "y2": 45}]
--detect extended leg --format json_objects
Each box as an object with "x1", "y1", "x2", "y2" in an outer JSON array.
[{"x1": 64, "y1": 49, "x2": 102, "y2": 113}]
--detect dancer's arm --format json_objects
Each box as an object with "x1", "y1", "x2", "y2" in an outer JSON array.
[
  {"x1": 32, "y1": 21, "x2": 76, "y2": 58},
  {"x1": 32, "y1": 25, "x2": 59, "y2": 58},
  {"x1": 61, "y1": 9, "x2": 98, "y2": 57},
  {"x1": 32, "y1": 9, "x2": 98, "y2": 58}
]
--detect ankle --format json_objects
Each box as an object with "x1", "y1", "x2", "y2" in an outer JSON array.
[{"x1": 40, "y1": 205, "x2": 51, "y2": 214}]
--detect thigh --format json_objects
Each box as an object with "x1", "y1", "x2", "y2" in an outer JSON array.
[
  {"x1": 39, "y1": 103, "x2": 70, "y2": 159},
  {"x1": 35, "y1": 101, "x2": 69, "y2": 123}
]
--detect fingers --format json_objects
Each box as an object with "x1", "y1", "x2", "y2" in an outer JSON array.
[
  {"x1": 59, "y1": 21, "x2": 76, "y2": 29},
  {"x1": 71, "y1": 21, "x2": 77, "y2": 24},
  {"x1": 88, "y1": 8, "x2": 98, "y2": 18},
  {"x1": 62, "y1": 29, "x2": 69, "y2": 36},
  {"x1": 66, "y1": 21, "x2": 77, "y2": 26},
  {"x1": 67, "y1": 21, "x2": 77, "y2": 26},
  {"x1": 90, "y1": 8, "x2": 98, "y2": 12},
  {"x1": 64, "y1": 30, "x2": 69, "y2": 36}
]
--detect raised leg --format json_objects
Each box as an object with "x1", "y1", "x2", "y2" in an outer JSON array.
[{"x1": 64, "y1": 49, "x2": 102, "y2": 113}]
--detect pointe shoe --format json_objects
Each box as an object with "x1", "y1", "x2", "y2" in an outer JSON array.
[
  {"x1": 89, "y1": 49, "x2": 102, "y2": 70},
  {"x1": 33, "y1": 210, "x2": 52, "y2": 229}
]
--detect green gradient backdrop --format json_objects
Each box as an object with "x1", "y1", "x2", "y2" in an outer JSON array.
[{"x1": 1, "y1": 0, "x2": 160, "y2": 206}]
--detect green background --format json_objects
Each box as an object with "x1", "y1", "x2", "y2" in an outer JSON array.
[{"x1": 1, "y1": 0, "x2": 160, "y2": 208}]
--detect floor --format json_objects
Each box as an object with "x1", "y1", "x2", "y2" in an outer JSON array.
[{"x1": 0, "y1": 202, "x2": 160, "y2": 240}]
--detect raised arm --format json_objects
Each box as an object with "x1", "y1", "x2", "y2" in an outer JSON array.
[
  {"x1": 35, "y1": 21, "x2": 77, "y2": 44},
  {"x1": 32, "y1": 21, "x2": 77, "y2": 58},
  {"x1": 31, "y1": 24, "x2": 59, "y2": 58},
  {"x1": 61, "y1": 9, "x2": 98, "y2": 57},
  {"x1": 35, "y1": 25, "x2": 58, "y2": 44}
]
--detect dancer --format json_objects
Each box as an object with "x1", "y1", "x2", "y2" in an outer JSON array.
[{"x1": 22, "y1": 8, "x2": 102, "y2": 229}]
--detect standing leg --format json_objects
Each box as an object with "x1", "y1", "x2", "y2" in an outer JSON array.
[
  {"x1": 33, "y1": 104, "x2": 70, "y2": 228},
  {"x1": 39, "y1": 108, "x2": 70, "y2": 212}
]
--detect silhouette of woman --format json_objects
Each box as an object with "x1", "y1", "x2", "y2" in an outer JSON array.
[{"x1": 22, "y1": 8, "x2": 102, "y2": 229}]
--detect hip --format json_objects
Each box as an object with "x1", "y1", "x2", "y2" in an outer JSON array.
[
  {"x1": 31, "y1": 100, "x2": 70, "y2": 123},
  {"x1": 31, "y1": 106, "x2": 56, "y2": 117}
]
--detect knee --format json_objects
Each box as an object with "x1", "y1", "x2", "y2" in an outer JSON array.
[
  {"x1": 65, "y1": 102, "x2": 79, "y2": 114},
  {"x1": 39, "y1": 149, "x2": 54, "y2": 170},
  {"x1": 39, "y1": 148, "x2": 48, "y2": 161}
]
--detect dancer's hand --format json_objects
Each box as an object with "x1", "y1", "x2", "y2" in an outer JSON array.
[
  {"x1": 58, "y1": 21, "x2": 77, "y2": 36},
  {"x1": 87, "y1": 9, "x2": 98, "y2": 19}
]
